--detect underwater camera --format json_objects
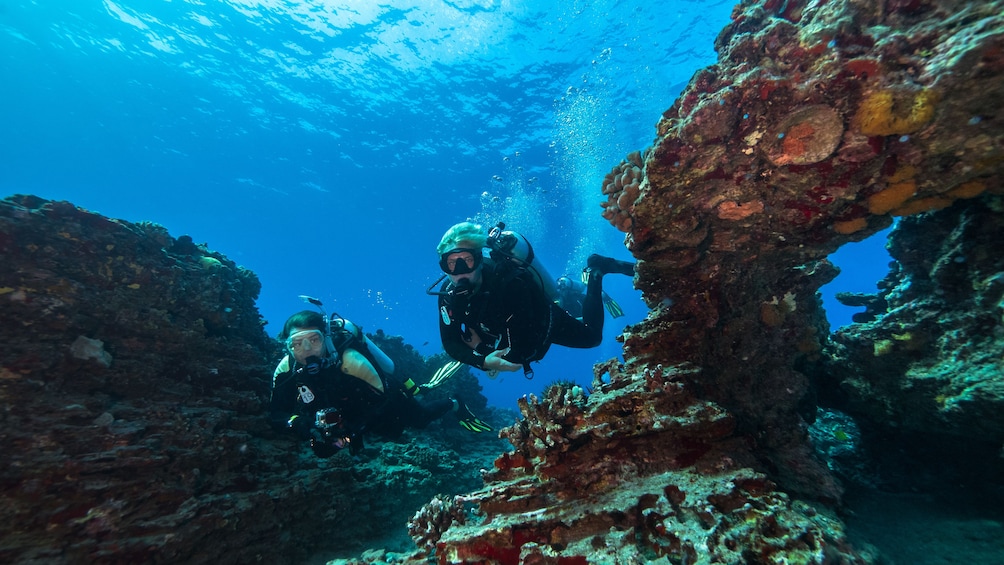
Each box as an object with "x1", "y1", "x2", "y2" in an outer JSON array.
[{"x1": 314, "y1": 407, "x2": 342, "y2": 429}]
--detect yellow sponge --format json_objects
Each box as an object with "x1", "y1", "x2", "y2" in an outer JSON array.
[{"x1": 853, "y1": 89, "x2": 938, "y2": 136}]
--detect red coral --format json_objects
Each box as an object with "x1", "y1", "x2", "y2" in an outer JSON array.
[
  {"x1": 764, "y1": 0, "x2": 806, "y2": 23},
  {"x1": 846, "y1": 58, "x2": 880, "y2": 79}
]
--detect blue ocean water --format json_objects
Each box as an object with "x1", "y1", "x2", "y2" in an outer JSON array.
[{"x1": 0, "y1": 0, "x2": 890, "y2": 408}]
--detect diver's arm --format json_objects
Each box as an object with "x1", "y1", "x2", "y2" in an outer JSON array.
[
  {"x1": 484, "y1": 348, "x2": 521, "y2": 372},
  {"x1": 439, "y1": 314, "x2": 487, "y2": 369},
  {"x1": 269, "y1": 356, "x2": 306, "y2": 434}
]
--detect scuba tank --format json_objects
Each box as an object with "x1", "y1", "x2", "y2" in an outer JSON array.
[
  {"x1": 298, "y1": 295, "x2": 395, "y2": 375},
  {"x1": 486, "y1": 222, "x2": 558, "y2": 301},
  {"x1": 336, "y1": 319, "x2": 396, "y2": 375}
]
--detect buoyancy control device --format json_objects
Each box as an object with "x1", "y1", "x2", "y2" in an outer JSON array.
[{"x1": 485, "y1": 222, "x2": 558, "y2": 301}]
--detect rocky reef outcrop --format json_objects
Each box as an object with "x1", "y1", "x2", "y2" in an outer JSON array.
[
  {"x1": 406, "y1": 0, "x2": 1003, "y2": 563},
  {"x1": 0, "y1": 195, "x2": 507, "y2": 564},
  {"x1": 618, "y1": 0, "x2": 1003, "y2": 482},
  {"x1": 413, "y1": 370, "x2": 865, "y2": 564},
  {"x1": 813, "y1": 195, "x2": 1004, "y2": 488},
  {"x1": 619, "y1": 0, "x2": 1003, "y2": 494}
]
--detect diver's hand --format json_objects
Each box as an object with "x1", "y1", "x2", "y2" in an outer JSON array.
[
  {"x1": 483, "y1": 349, "x2": 520, "y2": 373},
  {"x1": 309, "y1": 429, "x2": 338, "y2": 458}
]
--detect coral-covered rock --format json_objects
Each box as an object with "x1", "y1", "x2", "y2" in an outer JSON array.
[
  {"x1": 819, "y1": 196, "x2": 1004, "y2": 445},
  {"x1": 411, "y1": 0, "x2": 1002, "y2": 562},
  {"x1": 616, "y1": 0, "x2": 1003, "y2": 495},
  {"x1": 413, "y1": 366, "x2": 866, "y2": 564},
  {"x1": 0, "y1": 195, "x2": 504, "y2": 564}
]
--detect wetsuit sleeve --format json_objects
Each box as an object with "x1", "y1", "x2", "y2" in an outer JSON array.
[
  {"x1": 439, "y1": 295, "x2": 486, "y2": 369},
  {"x1": 269, "y1": 355, "x2": 302, "y2": 433}
]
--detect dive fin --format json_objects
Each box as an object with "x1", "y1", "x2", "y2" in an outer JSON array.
[
  {"x1": 426, "y1": 360, "x2": 464, "y2": 389},
  {"x1": 602, "y1": 292, "x2": 625, "y2": 318},
  {"x1": 455, "y1": 399, "x2": 493, "y2": 433}
]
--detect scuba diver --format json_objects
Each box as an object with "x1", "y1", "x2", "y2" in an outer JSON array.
[
  {"x1": 430, "y1": 221, "x2": 635, "y2": 379},
  {"x1": 555, "y1": 274, "x2": 625, "y2": 320},
  {"x1": 269, "y1": 297, "x2": 491, "y2": 459}
]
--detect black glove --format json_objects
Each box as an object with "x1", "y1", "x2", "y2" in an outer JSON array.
[
  {"x1": 310, "y1": 429, "x2": 339, "y2": 458},
  {"x1": 348, "y1": 433, "x2": 364, "y2": 456}
]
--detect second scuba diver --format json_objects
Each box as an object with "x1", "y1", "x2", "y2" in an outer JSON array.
[
  {"x1": 555, "y1": 274, "x2": 625, "y2": 320},
  {"x1": 433, "y1": 221, "x2": 635, "y2": 379}
]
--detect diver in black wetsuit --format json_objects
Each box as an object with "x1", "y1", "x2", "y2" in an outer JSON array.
[
  {"x1": 269, "y1": 306, "x2": 490, "y2": 458},
  {"x1": 433, "y1": 221, "x2": 635, "y2": 379},
  {"x1": 555, "y1": 274, "x2": 625, "y2": 320}
]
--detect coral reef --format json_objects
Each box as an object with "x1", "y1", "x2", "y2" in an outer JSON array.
[
  {"x1": 0, "y1": 195, "x2": 506, "y2": 564},
  {"x1": 814, "y1": 196, "x2": 1004, "y2": 471},
  {"x1": 600, "y1": 149, "x2": 646, "y2": 233},
  {"x1": 409, "y1": 365, "x2": 867, "y2": 564},
  {"x1": 413, "y1": 0, "x2": 1002, "y2": 562},
  {"x1": 4, "y1": 0, "x2": 1003, "y2": 561},
  {"x1": 614, "y1": 0, "x2": 1004, "y2": 494}
]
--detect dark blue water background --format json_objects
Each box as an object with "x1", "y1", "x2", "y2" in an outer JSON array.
[{"x1": 1, "y1": 0, "x2": 890, "y2": 407}]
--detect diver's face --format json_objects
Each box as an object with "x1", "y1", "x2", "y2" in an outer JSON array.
[{"x1": 286, "y1": 327, "x2": 325, "y2": 364}]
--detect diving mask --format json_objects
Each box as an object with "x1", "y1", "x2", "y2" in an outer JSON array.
[
  {"x1": 439, "y1": 248, "x2": 483, "y2": 275},
  {"x1": 286, "y1": 329, "x2": 325, "y2": 354}
]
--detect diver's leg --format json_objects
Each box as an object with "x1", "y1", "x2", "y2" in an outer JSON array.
[
  {"x1": 582, "y1": 268, "x2": 606, "y2": 337},
  {"x1": 582, "y1": 253, "x2": 635, "y2": 329},
  {"x1": 549, "y1": 303, "x2": 603, "y2": 348},
  {"x1": 409, "y1": 397, "x2": 454, "y2": 428},
  {"x1": 586, "y1": 254, "x2": 636, "y2": 277}
]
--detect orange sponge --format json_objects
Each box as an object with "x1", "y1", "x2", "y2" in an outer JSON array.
[
  {"x1": 892, "y1": 197, "x2": 953, "y2": 216},
  {"x1": 833, "y1": 217, "x2": 868, "y2": 234},
  {"x1": 946, "y1": 180, "x2": 986, "y2": 199},
  {"x1": 868, "y1": 181, "x2": 916, "y2": 214}
]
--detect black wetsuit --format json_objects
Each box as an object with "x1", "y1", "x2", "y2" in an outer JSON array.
[
  {"x1": 438, "y1": 257, "x2": 605, "y2": 372},
  {"x1": 556, "y1": 287, "x2": 586, "y2": 319}
]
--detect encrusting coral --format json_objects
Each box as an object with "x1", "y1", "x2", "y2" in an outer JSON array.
[
  {"x1": 413, "y1": 363, "x2": 867, "y2": 563},
  {"x1": 765, "y1": 104, "x2": 845, "y2": 166}
]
